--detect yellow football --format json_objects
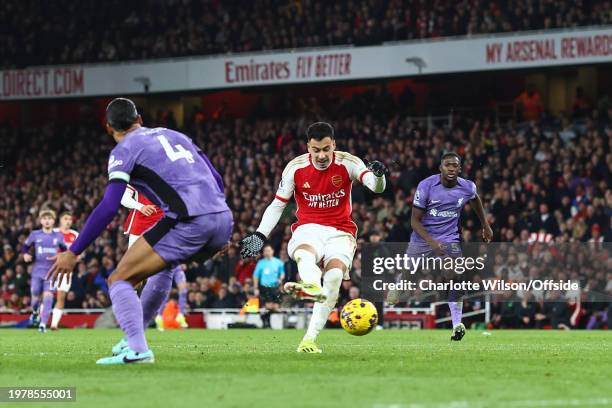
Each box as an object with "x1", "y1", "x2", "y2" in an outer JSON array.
[{"x1": 340, "y1": 298, "x2": 378, "y2": 336}]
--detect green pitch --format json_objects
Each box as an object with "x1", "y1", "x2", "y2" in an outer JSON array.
[{"x1": 1, "y1": 329, "x2": 611, "y2": 408}]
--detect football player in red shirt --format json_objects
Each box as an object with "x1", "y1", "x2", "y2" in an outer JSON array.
[
  {"x1": 120, "y1": 185, "x2": 189, "y2": 331},
  {"x1": 240, "y1": 122, "x2": 387, "y2": 353},
  {"x1": 50, "y1": 211, "x2": 79, "y2": 330}
]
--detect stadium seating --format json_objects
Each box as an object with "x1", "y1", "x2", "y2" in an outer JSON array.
[
  {"x1": 1, "y1": 0, "x2": 610, "y2": 68},
  {"x1": 0, "y1": 95, "x2": 609, "y2": 328}
]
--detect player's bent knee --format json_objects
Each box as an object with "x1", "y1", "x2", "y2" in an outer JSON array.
[
  {"x1": 294, "y1": 247, "x2": 317, "y2": 264},
  {"x1": 108, "y1": 268, "x2": 139, "y2": 286},
  {"x1": 324, "y1": 259, "x2": 348, "y2": 273}
]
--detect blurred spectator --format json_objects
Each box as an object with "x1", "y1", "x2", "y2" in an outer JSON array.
[
  {"x1": 1, "y1": 0, "x2": 610, "y2": 68},
  {"x1": 514, "y1": 84, "x2": 544, "y2": 121},
  {"x1": 0, "y1": 93, "x2": 609, "y2": 332}
]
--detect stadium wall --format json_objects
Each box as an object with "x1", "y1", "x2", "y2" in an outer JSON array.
[{"x1": 0, "y1": 27, "x2": 610, "y2": 100}]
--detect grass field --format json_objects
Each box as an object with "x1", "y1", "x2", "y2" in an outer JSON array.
[{"x1": 1, "y1": 329, "x2": 611, "y2": 408}]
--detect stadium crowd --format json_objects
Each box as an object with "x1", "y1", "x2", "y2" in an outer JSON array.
[
  {"x1": 0, "y1": 89, "x2": 610, "y2": 329},
  {"x1": 1, "y1": 0, "x2": 610, "y2": 68}
]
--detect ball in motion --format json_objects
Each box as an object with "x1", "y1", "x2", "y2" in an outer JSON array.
[{"x1": 340, "y1": 298, "x2": 378, "y2": 336}]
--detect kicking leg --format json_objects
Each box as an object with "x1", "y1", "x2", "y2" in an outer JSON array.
[
  {"x1": 298, "y1": 259, "x2": 344, "y2": 353},
  {"x1": 285, "y1": 245, "x2": 326, "y2": 302}
]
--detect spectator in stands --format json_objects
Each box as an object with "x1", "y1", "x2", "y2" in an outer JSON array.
[
  {"x1": 65, "y1": 291, "x2": 81, "y2": 309},
  {"x1": 573, "y1": 87, "x2": 591, "y2": 118},
  {"x1": 211, "y1": 286, "x2": 236, "y2": 309},
  {"x1": 1, "y1": 0, "x2": 611, "y2": 68},
  {"x1": 0, "y1": 93, "x2": 609, "y2": 330},
  {"x1": 514, "y1": 83, "x2": 544, "y2": 122}
]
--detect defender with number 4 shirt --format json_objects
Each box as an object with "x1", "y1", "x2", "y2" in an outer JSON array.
[
  {"x1": 47, "y1": 98, "x2": 232, "y2": 365},
  {"x1": 239, "y1": 122, "x2": 388, "y2": 353}
]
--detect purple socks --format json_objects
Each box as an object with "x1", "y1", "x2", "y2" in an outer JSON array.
[
  {"x1": 31, "y1": 297, "x2": 40, "y2": 313},
  {"x1": 448, "y1": 301, "x2": 463, "y2": 327},
  {"x1": 110, "y1": 280, "x2": 148, "y2": 353},
  {"x1": 178, "y1": 288, "x2": 187, "y2": 315},
  {"x1": 40, "y1": 293, "x2": 53, "y2": 325},
  {"x1": 140, "y1": 269, "x2": 173, "y2": 325}
]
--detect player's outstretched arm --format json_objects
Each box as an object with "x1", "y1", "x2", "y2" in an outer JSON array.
[
  {"x1": 471, "y1": 193, "x2": 493, "y2": 242},
  {"x1": 239, "y1": 198, "x2": 288, "y2": 258},
  {"x1": 351, "y1": 157, "x2": 387, "y2": 193},
  {"x1": 47, "y1": 181, "x2": 127, "y2": 284},
  {"x1": 240, "y1": 161, "x2": 295, "y2": 258}
]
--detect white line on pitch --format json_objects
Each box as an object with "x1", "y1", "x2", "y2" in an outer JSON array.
[{"x1": 373, "y1": 397, "x2": 612, "y2": 408}]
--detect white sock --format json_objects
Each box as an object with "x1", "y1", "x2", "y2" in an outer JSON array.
[
  {"x1": 294, "y1": 249, "x2": 322, "y2": 286},
  {"x1": 304, "y1": 268, "x2": 343, "y2": 341},
  {"x1": 51, "y1": 308, "x2": 63, "y2": 328}
]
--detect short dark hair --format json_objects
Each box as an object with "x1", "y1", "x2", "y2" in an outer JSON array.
[
  {"x1": 106, "y1": 98, "x2": 139, "y2": 131},
  {"x1": 440, "y1": 151, "x2": 462, "y2": 164},
  {"x1": 59, "y1": 211, "x2": 72, "y2": 218},
  {"x1": 306, "y1": 122, "x2": 334, "y2": 141}
]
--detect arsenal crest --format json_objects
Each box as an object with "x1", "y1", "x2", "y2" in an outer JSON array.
[{"x1": 331, "y1": 175, "x2": 342, "y2": 187}]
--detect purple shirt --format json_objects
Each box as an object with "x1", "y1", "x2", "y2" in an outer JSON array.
[
  {"x1": 24, "y1": 229, "x2": 66, "y2": 271},
  {"x1": 411, "y1": 174, "x2": 476, "y2": 243},
  {"x1": 108, "y1": 127, "x2": 229, "y2": 219}
]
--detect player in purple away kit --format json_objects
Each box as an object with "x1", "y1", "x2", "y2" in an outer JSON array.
[
  {"x1": 47, "y1": 98, "x2": 233, "y2": 364},
  {"x1": 152, "y1": 266, "x2": 189, "y2": 331},
  {"x1": 409, "y1": 152, "x2": 492, "y2": 341},
  {"x1": 21, "y1": 209, "x2": 67, "y2": 332}
]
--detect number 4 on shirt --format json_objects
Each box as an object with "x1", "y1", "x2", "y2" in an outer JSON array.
[{"x1": 157, "y1": 135, "x2": 195, "y2": 164}]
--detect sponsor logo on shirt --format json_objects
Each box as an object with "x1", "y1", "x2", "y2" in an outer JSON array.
[
  {"x1": 457, "y1": 197, "x2": 464, "y2": 206},
  {"x1": 303, "y1": 189, "x2": 346, "y2": 208},
  {"x1": 429, "y1": 208, "x2": 458, "y2": 218},
  {"x1": 303, "y1": 182, "x2": 311, "y2": 189},
  {"x1": 108, "y1": 155, "x2": 124, "y2": 170}
]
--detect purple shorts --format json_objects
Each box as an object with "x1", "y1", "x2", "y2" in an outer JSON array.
[
  {"x1": 144, "y1": 210, "x2": 233, "y2": 265},
  {"x1": 31, "y1": 272, "x2": 54, "y2": 296},
  {"x1": 405, "y1": 241, "x2": 463, "y2": 273}
]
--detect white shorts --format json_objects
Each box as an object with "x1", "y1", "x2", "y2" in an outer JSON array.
[
  {"x1": 287, "y1": 223, "x2": 357, "y2": 280},
  {"x1": 128, "y1": 234, "x2": 140, "y2": 248},
  {"x1": 51, "y1": 273, "x2": 72, "y2": 292}
]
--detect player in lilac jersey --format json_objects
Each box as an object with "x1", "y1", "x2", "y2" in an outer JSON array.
[
  {"x1": 47, "y1": 98, "x2": 232, "y2": 364},
  {"x1": 409, "y1": 152, "x2": 492, "y2": 341},
  {"x1": 21, "y1": 209, "x2": 67, "y2": 332},
  {"x1": 152, "y1": 266, "x2": 189, "y2": 331}
]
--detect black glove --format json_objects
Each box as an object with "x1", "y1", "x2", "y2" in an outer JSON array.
[
  {"x1": 239, "y1": 231, "x2": 266, "y2": 258},
  {"x1": 367, "y1": 160, "x2": 388, "y2": 177}
]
